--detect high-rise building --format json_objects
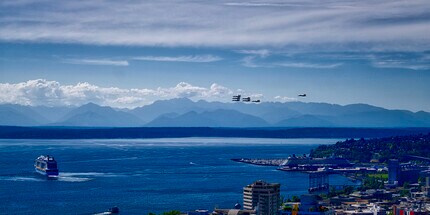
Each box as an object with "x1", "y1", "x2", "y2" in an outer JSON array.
[
  {"x1": 424, "y1": 174, "x2": 430, "y2": 198},
  {"x1": 388, "y1": 159, "x2": 400, "y2": 185},
  {"x1": 243, "y1": 180, "x2": 280, "y2": 215},
  {"x1": 388, "y1": 159, "x2": 421, "y2": 186}
]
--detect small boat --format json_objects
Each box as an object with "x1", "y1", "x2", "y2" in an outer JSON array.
[
  {"x1": 34, "y1": 155, "x2": 59, "y2": 179},
  {"x1": 93, "y1": 206, "x2": 120, "y2": 215}
]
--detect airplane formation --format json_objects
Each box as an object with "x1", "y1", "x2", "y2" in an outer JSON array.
[
  {"x1": 232, "y1": 95, "x2": 260, "y2": 103},
  {"x1": 232, "y1": 93, "x2": 306, "y2": 103}
]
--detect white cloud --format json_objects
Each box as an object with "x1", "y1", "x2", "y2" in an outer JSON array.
[
  {"x1": 369, "y1": 53, "x2": 430, "y2": 70},
  {"x1": 224, "y1": 2, "x2": 297, "y2": 7},
  {"x1": 240, "y1": 55, "x2": 342, "y2": 69},
  {"x1": 0, "y1": 1, "x2": 429, "y2": 51},
  {"x1": 153, "y1": 82, "x2": 233, "y2": 98},
  {"x1": 256, "y1": 51, "x2": 429, "y2": 71},
  {"x1": 276, "y1": 62, "x2": 342, "y2": 69},
  {"x1": 236, "y1": 49, "x2": 271, "y2": 58},
  {"x1": 237, "y1": 48, "x2": 343, "y2": 69},
  {"x1": 166, "y1": 82, "x2": 207, "y2": 98},
  {"x1": 372, "y1": 60, "x2": 430, "y2": 70},
  {"x1": 63, "y1": 58, "x2": 129, "y2": 66},
  {"x1": 241, "y1": 56, "x2": 262, "y2": 68},
  {"x1": 275, "y1": 96, "x2": 297, "y2": 102},
  {"x1": 249, "y1": 93, "x2": 263, "y2": 99},
  {"x1": 0, "y1": 79, "x2": 236, "y2": 108},
  {"x1": 207, "y1": 83, "x2": 233, "y2": 97},
  {"x1": 133, "y1": 55, "x2": 222, "y2": 63}
]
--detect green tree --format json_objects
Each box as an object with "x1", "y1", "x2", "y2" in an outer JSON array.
[
  {"x1": 363, "y1": 176, "x2": 384, "y2": 190},
  {"x1": 162, "y1": 210, "x2": 181, "y2": 215},
  {"x1": 400, "y1": 189, "x2": 410, "y2": 197},
  {"x1": 283, "y1": 205, "x2": 292, "y2": 211},
  {"x1": 343, "y1": 186, "x2": 355, "y2": 195},
  {"x1": 291, "y1": 195, "x2": 300, "y2": 202},
  {"x1": 329, "y1": 186, "x2": 335, "y2": 197}
]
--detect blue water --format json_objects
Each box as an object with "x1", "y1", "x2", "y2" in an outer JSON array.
[{"x1": 0, "y1": 138, "x2": 357, "y2": 214}]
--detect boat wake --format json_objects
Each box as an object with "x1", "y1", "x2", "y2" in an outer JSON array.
[
  {"x1": 57, "y1": 172, "x2": 123, "y2": 182},
  {"x1": 56, "y1": 172, "x2": 100, "y2": 182},
  {"x1": 0, "y1": 172, "x2": 117, "y2": 183},
  {"x1": 0, "y1": 174, "x2": 92, "y2": 182},
  {"x1": 57, "y1": 176, "x2": 92, "y2": 182},
  {"x1": 63, "y1": 157, "x2": 139, "y2": 163},
  {"x1": 60, "y1": 172, "x2": 107, "y2": 177},
  {"x1": 0, "y1": 176, "x2": 44, "y2": 182},
  {"x1": 60, "y1": 172, "x2": 123, "y2": 177}
]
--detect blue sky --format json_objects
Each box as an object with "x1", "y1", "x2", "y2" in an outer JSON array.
[{"x1": 0, "y1": 0, "x2": 429, "y2": 111}]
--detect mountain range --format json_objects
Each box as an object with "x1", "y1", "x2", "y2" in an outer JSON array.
[{"x1": 1, "y1": 98, "x2": 429, "y2": 127}]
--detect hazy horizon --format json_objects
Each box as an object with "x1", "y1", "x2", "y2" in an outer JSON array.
[{"x1": 1, "y1": 96, "x2": 430, "y2": 113}]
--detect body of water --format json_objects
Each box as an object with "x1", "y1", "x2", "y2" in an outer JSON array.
[{"x1": 0, "y1": 138, "x2": 357, "y2": 214}]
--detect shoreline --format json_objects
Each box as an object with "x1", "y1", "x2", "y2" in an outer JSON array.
[{"x1": 1, "y1": 126, "x2": 429, "y2": 139}]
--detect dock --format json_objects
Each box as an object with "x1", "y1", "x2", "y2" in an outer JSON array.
[{"x1": 231, "y1": 158, "x2": 286, "y2": 166}]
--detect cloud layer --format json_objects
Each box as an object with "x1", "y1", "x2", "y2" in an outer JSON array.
[
  {"x1": 133, "y1": 55, "x2": 222, "y2": 63},
  {"x1": 63, "y1": 58, "x2": 129, "y2": 66},
  {"x1": 274, "y1": 96, "x2": 297, "y2": 102},
  {"x1": 0, "y1": 79, "x2": 235, "y2": 108},
  {"x1": 59, "y1": 55, "x2": 222, "y2": 67},
  {"x1": 1, "y1": 0, "x2": 429, "y2": 50}
]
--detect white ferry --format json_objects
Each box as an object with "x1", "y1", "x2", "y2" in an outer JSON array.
[{"x1": 34, "y1": 155, "x2": 59, "y2": 178}]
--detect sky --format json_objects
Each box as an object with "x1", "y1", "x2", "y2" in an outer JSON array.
[{"x1": 0, "y1": 0, "x2": 429, "y2": 111}]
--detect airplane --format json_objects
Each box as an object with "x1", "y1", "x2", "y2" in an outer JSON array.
[
  {"x1": 252, "y1": 100, "x2": 260, "y2": 103},
  {"x1": 242, "y1": 97, "x2": 251, "y2": 102},
  {"x1": 298, "y1": 94, "x2": 306, "y2": 97},
  {"x1": 232, "y1": 95, "x2": 241, "y2": 102}
]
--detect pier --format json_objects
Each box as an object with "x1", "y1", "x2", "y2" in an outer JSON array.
[
  {"x1": 231, "y1": 157, "x2": 381, "y2": 175},
  {"x1": 231, "y1": 158, "x2": 286, "y2": 166}
]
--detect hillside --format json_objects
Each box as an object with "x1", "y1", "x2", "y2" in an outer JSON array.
[
  {"x1": 146, "y1": 109, "x2": 269, "y2": 127},
  {"x1": 52, "y1": 103, "x2": 145, "y2": 127},
  {"x1": 0, "y1": 104, "x2": 48, "y2": 126},
  {"x1": 1, "y1": 99, "x2": 430, "y2": 127},
  {"x1": 310, "y1": 133, "x2": 430, "y2": 163}
]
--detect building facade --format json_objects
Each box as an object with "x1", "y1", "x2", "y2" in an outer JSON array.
[
  {"x1": 243, "y1": 180, "x2": 280, "y2": 215},
  {"x1": 388, "y1": 159, "x2": 401, "y2": 185}
]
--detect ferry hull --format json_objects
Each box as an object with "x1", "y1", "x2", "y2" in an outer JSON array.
[
  {"x1": 34, "y1": 155, "x2": 59, "y2": 179},
  {"x1": 35, "y1": 168, "x2": 59, "y2": 179}
]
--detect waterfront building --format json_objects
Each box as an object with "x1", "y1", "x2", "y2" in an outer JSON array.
[
  {"x1": 308, "y1": 172, "x2": 329, "y2": 194},
  {"x1": 212, "y1": 209, "x2": 256, "y2": 215},
  {"x1": 187, "y1": 209, "x2": 211, "y2": 215},
  {"x1": 279, "y1": 155, "x2": 353, "y2": 171},
  {"x1": 334, "y1": 202, "x2": 386, "y2": 215},
  {"x1": 329, "y1": 195, "x2": 355, "y2": 206},
  {"x1": 392, "y1": 204, "x2": 430, "y2": 215},
  {"x1": 280, "y1": 194, "x2": 334, "y2": 215},
  {"x1": 400, "y1": 168, "x2": 421, "y2": 185},
  {"x1": 388, "y1": 160, "x2": 422, "y2": 186},
  {"x1": 243, "y1": 180, "x2": 280, "y2": 215}
]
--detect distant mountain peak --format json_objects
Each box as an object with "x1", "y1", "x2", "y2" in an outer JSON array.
[
  {"x1": 146, "y1": 108, "x2": 268, "y2": 127},
  {"x1": 81, "y1": 102, "x2": 102, "y2": 108},
  {"x1": 1, "y1": 100, "x2": 429, "y2": 127}
]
